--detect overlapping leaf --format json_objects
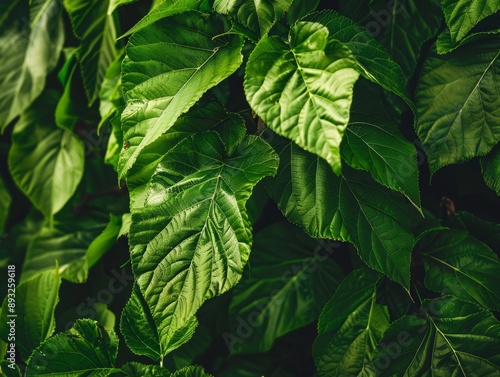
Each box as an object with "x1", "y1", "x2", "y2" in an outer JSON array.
[
  {"x1": 0, "y1": 269, "x2": 61, "y2": 361},
  {"x1": 341, "y1": 117, "x2": 420, "y2": 209},
  {"x1": 129, "y1": 130, "x2": 278, "y2": 355},
  {"x1": 373, "y1": 296, "x2": 500, "y2": 376},
  {"x1": 303, "y1": 10, "x2": 411, "y2": 109},
  {"x1": 121, "y1": 362, "x2": 171, "y2": 376},
  {"x1": 313, "y1": 269, "x2": 389, "y2": 377},
  {"x1": 416, "y1": 228, "x2": 500, "y2": 310},
  {"x1": 118, "y1": 11, "x2": 244, "y2": 179},
  {"x1": 0, "y1": 0, "x2": 64, "y2": 132},
  {"x1": 415, "y1": 39, "x2": 500, "y2": 175},
  {"x1": 64, "y1": 0, "x2": 119, "y2": 104},
  {"x1": 121, "y1": 0, "x2": 200, "y2": 38},
  {"x1": 228, "y1": 223, "x2": 343, "y2": 354},
  {"x1": 8, "y1": 91, "x2": 85, "y2": 219},
  {"x1": 26, "y1": 319, "x2": 120, "y2": 376},
  {"x1": 266, "y1": 137, "x2": 413, "y2": 289},
  {"x1": 245, "y1": 21, "x2": 359, "y2": 175},
  {"x1": 213, "y1": 0, "x2": 293, "y2": 39},
  {"x1": 441, "y1": 0, "x2": 500, "y2": 42}
]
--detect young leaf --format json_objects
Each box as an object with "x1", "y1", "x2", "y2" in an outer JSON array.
[
  {"x1": 129, "y1": 130, "x2": 278, "y2": 355},
  {"x1": 213, "y1": 0, "x2": 293, "y2": 39},
  {"x1": 26, "y1": 319, "x2": 120, "y2": 376},
  {"x1": 481, "y1": 143, "x2": 500, "y2": 195},
  {"x1": 441, "y1": 0, "x2": 500, "y2": 42},
  {"x1": 8, "y1": 91, "x2": 85, "y2": 219},
  {"x1": 0, "y1": 0, "x2": 64, "y2": 132},
  {"x1": 303, "y1": 10, "x2": 412, "y2": 110},
  {"x1": 266, "y1": 138, "x2": 413, "y2": 289},
  {"x1": 118, "y1": 11, "x2": 244, "y2": 179},
  {"x1": 415, "y1": 40, "x2": 500, "y2": 175},
  {"x1": 416, "y1": 228, "x2": 500, "y2": 311},
  {"x1": 313, "y1": 269, "x2": 389, "y2": 377},
  {"x1": 245, "y1": 21, "x2": 360, "y2": 175},
  {"x1": 0, "y1": 268, "x2": 61, "y2": 361},
  {"x1": 120, "y1": 0, "x2": 201, "y2": 38},
  {"x1": 64, "y1": 0, "x2": 119, "y2": 104},
  {"x1": 341, "y1": 116, "x2": 421, "y2": 210},
  {"x1": 0, "y1": 175, "x2": 11, "y2": 233},
  {"x1": 373, "y1": 296, "x2": 500, "y2": 376},
  {"x1": 227, "y1": 222, "x2": 343, "y2": 354},
  {"x1": 172, "y1": 366, "x2": 213, "y2": 377}
]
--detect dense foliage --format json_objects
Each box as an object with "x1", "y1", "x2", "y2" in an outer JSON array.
[{"x1": 1, "y1": 0, "x2": 500, "y2": 376}]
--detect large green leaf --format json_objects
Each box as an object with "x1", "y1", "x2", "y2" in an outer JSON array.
[
  {"x1": 172, "y1": 366, "x2": 213, "y2": 377},
  {"x1": 341, "y1": 116, "x2": 420, "y2": 209},
  {"x1": 123, "y1": 96, "x2": 246, "y2": 209},
  {"x1": 118, "y1": 11, "x2": 244, "y2": 179},
  {"x1": 21, "y1": 218, "x2": 107, "y2": 284},
  {"x1": 373, "y1": 296, "x2": 500, "y2": 376},
  {"x1": 313, "y1": 269, "x2": 389, "y2": 377},
  {"x1": 120, "y1": 0, "x2": 200, "y2": 38},
  {"x1": 448, "y1": 211, "x2": 500, "y2": 254},
  {"x1": 415, "y1": 40, "x2": 500, "y2": 175},
  {"x1": 481, "y1": 144, "x2": 500, "y2": 195},
  {"x1": 266, "y1": 137, "x2": 413, "y2": 289},
  {"x1": 0, "y1": 175, "x2": 11, "y2": 234},
  {"x1": 245, "y1": 21, "x2": 359, "y2": 175},
  {"x1": 213, "y1": 0, "x2": 293, "y2": 39},
  {"x1": 416, "y1": 228, "x2": 500, "y2": 310},
  {"x1": 436, "y1": 25, "x2": 500, "y2": 54},
  {"x1": 227, "y1": 222, "x2": 343, "y2": 354},
  {"x1": 26, "y1": 319, "x2": 120, "y2": 376},
  {"x1": 441, "y1": 0, "x2": 500, "y2": 42},
  {"x1": 64, "y1": 0, "x2": 119, "y2": 104},
  {"x1": 121, "y1": 362, "x2": 171, "y2": 376},
  {"x1": 303, "y1": 10, "x2": 411, "y2": 109},
  {"x1": 0, "y1": 268, "x2": 61, "y2": 361},
  {"x1": 8, "y1": 91, "x2": 85, "y2": 219},
  {"x1": 129, "y1": 130, "x2": 278, "y2": 355},
  {"x1": 0, "y1": 0, "x2": 64, "y2": 132}
]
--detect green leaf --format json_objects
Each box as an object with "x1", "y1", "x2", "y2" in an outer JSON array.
[
  {"x1": 266, "y1": 138, "x2": 413, "y2": 289},
  {"x1": 98, "y1": 52, "x2": 124, "y2": 134},
  {"x1": 303, "y1": 10, "x2": 412, "y2": 110},
  {"x1": 22, "y1": 219, "x2": 107, "y2": 284},
  {"x1": 118, "y1": 11, "x2": 244, "y2": 179},
  {"x1": 8, "y1": 91, "x2": 85, "y2": 218},
  {"x1": 64, "y1": 0, "x2": 119, "y2": 104},
  {"x1": 481, "y1": 143, "x2": 500, "y2": 195},
  {"x1": 341, "y1": 117, "x2": 421, "y2": 209},
  {"x1": 441, "y1": 0, "x2": 500, "y2": 42},
  {"x1": 0, "y1": 0, "x2": 64, "y2": 132},
  {"x1": 120, "y1": 285, "x2": 165, "y2": 361},
  {"x1": 313, "y1": 269, "x2": 389, "y2": 377},
  {"x1": 130, "y1": 130, "x2": 278, "y2": 355},
  {"x1": 227, "y1": 222, "x2": 343, "y2": 354},
  {"x1": 287, "y1": 0, "x2": 320, "y2": 25},
  {"x1": 0, "y1": 360, "x2": 21, "y2": 377},
  {"x1": 245, "y1": 21, "x2": 359, "y2": 175},
  {"x1": 436, "y1": 26, "x2": 500, "y2": 54},
  {"x1": 213, "y1": 0, "x2": 293, "y2": 38},
  {"x1": 109, "y1": 0, "x2": 140, "y2": 14},
  {"x1": 121, "y1": 362, "x2": 171, "y2": 376},
  {"x1": 448, "y1": 211, "x2": 500, "y2": 254},
  {"x1": 369, "y1": 0, "x2": 442, "y2": 79},
  {"x1": 0, "y1": 174, "x2": 11, "y2": 233},
  {"x1": 415, "y1": 40, "x2": 500, "y2": 175},
  {"x1": 172, "y1": 366, "x2": 213, "y2": 377},
  {"x1": 373, "y1": 296, "x2": 500, "y2": 376},
  {"x1": 120, "y1": 0, "x2": 200, "y2": 38},
  {"x1": 26, "y1": 319, "x2": 120, "y2": 376},
  {"x1": 123, "y1": 96, "x2": 245, "y2": 208},
  {"x1": 86, "y1": 214, "x2": 123, "y2": 268},
  {"x1": 0, "y1": 268, "x2": 61, "y2": 361},
  {"x1": 416, "y1": 228, "x2": 500, "y2": 311}
]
